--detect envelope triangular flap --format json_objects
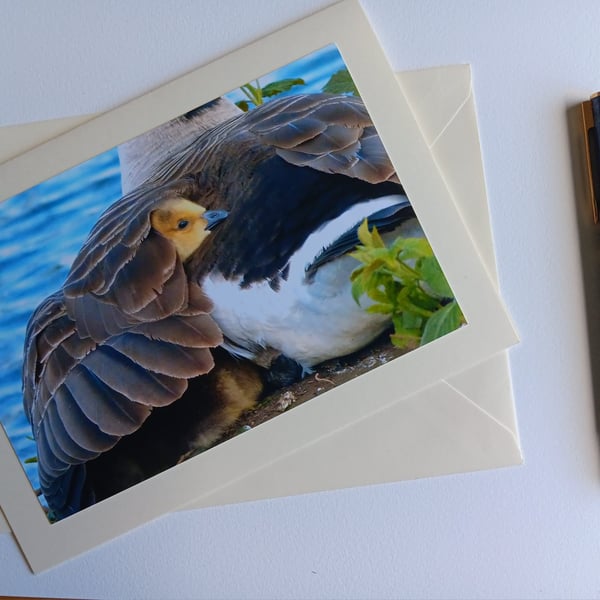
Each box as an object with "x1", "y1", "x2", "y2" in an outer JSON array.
[
  {"x1": 399, "y1": 64, "x2": 472, "y2": 147},
  {"x1": 190, "y1": 381, "x2": 522, "y2": 508},
  {"x1": 400, "y1": 65, "x2": 498, "y2": 280},
  {"x1": 0, "y1": 115, "x2": 92, "y2": 164}
]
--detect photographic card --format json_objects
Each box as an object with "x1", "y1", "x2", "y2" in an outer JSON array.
[{"x1": 0, "y1": 1, "x2": 517, "y2": 572}]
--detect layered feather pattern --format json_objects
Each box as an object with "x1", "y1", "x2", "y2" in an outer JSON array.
[{"x1": 23, "y1": 180, "x2": 222, "y2": 518}]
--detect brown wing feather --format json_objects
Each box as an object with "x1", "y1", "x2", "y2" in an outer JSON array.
[
  {"x1": 23, "y1": 176, "x2": 223, "y2": 517},
  {"x1": 246, "y1": 94, "x2": 399, "y2": 184},
  {"x1": 148, "y1": 94, "x2": 400, "y2": 190},
  {"x1": 24, "y1": 285, "x2": 221, "y2": 517},
  {"x1": 63, "y1": 178, "x2": 199, "y2": 305},
  {"x1": 64, "y1": 192, "x2": 150, "y2": 297}
]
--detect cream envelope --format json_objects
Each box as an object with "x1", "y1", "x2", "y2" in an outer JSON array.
[{"x1": 0, "y1": 64, "x2": 521, "y2": 539}]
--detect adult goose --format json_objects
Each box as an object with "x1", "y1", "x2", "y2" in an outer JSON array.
[
  {"x1": 24, "y1": 93, "x2": 421, "y2": 518},
  {"x1": 22, "y1": 178, "x2": 264, "y2": 519},
  {"x1": 119, "y1": 93, "x2": 422, "y2": 371}
]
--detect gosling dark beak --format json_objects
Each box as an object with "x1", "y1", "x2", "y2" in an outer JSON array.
[{"x1": 204, "y1": 210, "x2": 229, "y2": 231}]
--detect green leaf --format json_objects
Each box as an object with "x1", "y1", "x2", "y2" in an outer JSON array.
[
  {"x1": 364, "y1": 285, "x2": 389, "y2": 304},
  {"x1": 365, "y1": 303, "x2": 394, "y2": 315},
  {"x1": 240, "y1": 82, "x2": 262, "y2": 106},
  {"x1": 24, "y1": 456, "x2": 38, "y2": 464},
  {"x1": 383, "y1": 277, "x2": 402, "y2": 299},
  {"x1": 362, "y1": 257, "x2": 386, "y2": 278},
  {"x1": 394, "y1": 285, "x2": 440, "y2": 318},
  {"x1": 235, "y1": 100, "x2": 250, "y2": 112},
  {"x1": 420, "y1": 256, "x2": 454, "y2": 298},
  {"x1": 351, "y1": 276, "x2": 365, "y2": 305},
  {"x1": 350, "y1": 265, "x2": 364, "y2": 281},
  {"x1": 322, "y1": 69, "x2": 360, "y2": 96},
  {"x1": 357, "y1": 218, "x2": 372, "y2": 247},
  {"x1": 403, "y1": 285, "x2": 441, "y2": 313},
  {"x1": 397, "y1": 237, "x2": 433, "y2": 261},
  {"x1": 383, "y1": 256, "x2": 419, "y2": 281},
  {"x1": 262, "y1": 78, "x2": 305, "y2": 97},
  {"x1": 420, "y1": 301, "x2": 464, "y2": 346},
  {"x1": 370, "y1": 225, "x2": 386, "y2": 248},
  {"x1": 348, "y1": 227, "x2": 464, "y2": 351},
  {"x1": 390, "y1": 330, "x2": 421, "y2": 349},
  {"x1": 399, "y1": 311, "x2": 423, "y2": 331},
  {"x1": 371, "y1": 247, "x2": 396, "y2": 261},
  {"x1": 349, "y1": 249, "x2": 369, "y2": 265}
]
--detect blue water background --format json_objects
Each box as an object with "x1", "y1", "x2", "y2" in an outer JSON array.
[{"x1": 0, "y1": 44, "x2": 345, "y2": 493}]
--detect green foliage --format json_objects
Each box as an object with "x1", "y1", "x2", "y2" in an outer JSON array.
[
  {"x1": 421, "y1": 300, "x2": 464, "y2": 346},
  {"x1": 262, "y1": 78, "x2": 305, "y2": 98},
  {"x1": 235, "y1": 78, "x2": 306, "y2": 111},
  {"x1": 322, "y1": 68, "x2": 360, "y2": 96},
  {"x1": 234, "y1": 67, "x2": 359, "y2": 112},
  {"x1": 350, "y1": 220, "x2": 465, "y2": 349}
]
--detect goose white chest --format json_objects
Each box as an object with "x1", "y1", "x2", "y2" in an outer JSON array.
[{"x1": 202, "y1": 195, "x2": 423, "y2": 369}]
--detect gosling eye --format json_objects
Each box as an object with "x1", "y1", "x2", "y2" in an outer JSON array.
[{"x1": 177, "y1": 219, "x2": 190, "y2": 230}]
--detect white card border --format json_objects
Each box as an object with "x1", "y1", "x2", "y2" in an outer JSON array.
[{"x1": 0, "y1": 0, "x2": 517, "y2": 572}]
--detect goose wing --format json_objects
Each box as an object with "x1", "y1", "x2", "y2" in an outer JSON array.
[
  {"x1": 305, "y1": 199, "x2": 415, "y2": 277},
  {"x1": 244, "y1": 93, "x2": 400, "y2": 185},
  {"x1": 24, "y1": 176, "x2": 223, "y2": 517},
  {"x1": 62, "y1": 177, "x2": 211, "y2": 343},
  {"x1": 148, "y1": 94, "x2": 400, "y2": 189},
  {"x1": 23, "y1": 286, "x2": 221, "y2": 518}
]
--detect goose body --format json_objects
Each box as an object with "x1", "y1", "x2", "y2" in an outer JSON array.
[
  {"x1": 120, "y1": 93, "x2": 423, "y2": 369},
  {"x1": 24, "y1": 92, "x2": 423, "y2": 518},
  {"x1": 203, "y1": 195, "x2": 421, "y2": 368}
]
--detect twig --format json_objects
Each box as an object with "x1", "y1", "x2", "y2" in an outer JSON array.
[{"x1": 314, "y1": 372, "x2": 335, "y2": 385}]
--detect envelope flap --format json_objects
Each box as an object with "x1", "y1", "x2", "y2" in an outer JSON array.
[
  {"x1": 189, "y1": 379, "x2": 522, "y2": 508},
  {"x1": 446, "y1": 353, "x2": 518, "y2": 435},
  {"x1": 398, "y1": 66, "x2": 499, "y2": 285},
  {"x1": 398, "y1": 64, "x2": 471, "y2": 145},
  {"x1": 0, "y1": 115, "x2": 92, "y2": 164}
]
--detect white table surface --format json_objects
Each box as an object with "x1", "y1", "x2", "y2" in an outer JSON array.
[{"x1": 2, "y1": 1, "x2": 600, "y2": 598}]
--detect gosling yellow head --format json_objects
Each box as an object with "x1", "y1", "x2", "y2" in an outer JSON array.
[{"x1": 150, "y1": 197, "x2": 228, "y2": 262}]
